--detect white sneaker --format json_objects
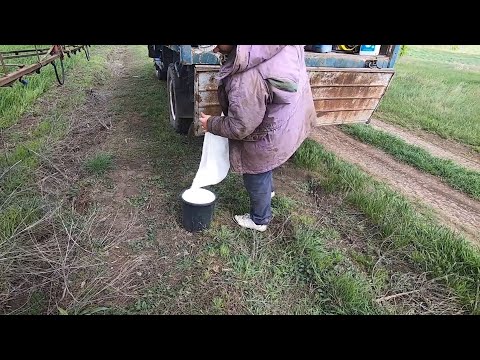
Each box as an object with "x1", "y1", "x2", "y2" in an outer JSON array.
[
  {"x1": 271, "y1": 191, "x2": 275, "y2": 198},
  {"x1": 234, "y1": 214, "x2": 267, "y2": 232}
]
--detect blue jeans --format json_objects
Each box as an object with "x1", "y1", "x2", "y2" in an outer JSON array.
[{"x1": 243, "y1": 170, "x2": 274, "y2": 225}]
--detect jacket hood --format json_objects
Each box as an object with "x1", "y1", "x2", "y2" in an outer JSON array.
[{"x1": 217, "y1": 45, "x2": 287, "y2": 80}]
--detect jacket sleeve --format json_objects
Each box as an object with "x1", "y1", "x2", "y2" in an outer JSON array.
[{"x1": 207, "y1": 71, "x2": 269, "y2": 140}]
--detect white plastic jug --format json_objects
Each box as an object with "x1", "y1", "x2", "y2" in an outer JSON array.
[{"x1": 359, "y1": 45, "x2": 381, "y2": 56}]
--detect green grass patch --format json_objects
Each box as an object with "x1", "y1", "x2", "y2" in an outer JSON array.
[
  {"x1": 85, "y1": 153, "x2": 113, "y2": 176},
  {"x1": 204, "y1": 219, "x2": 383, "y2": 315},
  {"x1": 294, "y1": 139, "x2": 480, "y2": 313},
  {"x1": 199, "y1": 166, "x2": 384, "y2": 315},
  {"x1": 376, "y1": 45, "x2": 480, "y2": 151},
  {"x1": 342, "y1": 124, "x2": 480, "y2": 200},
  {"x1": 293, "y1": 225, "x2": 381, "y2": 314}
]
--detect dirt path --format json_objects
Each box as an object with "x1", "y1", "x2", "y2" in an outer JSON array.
[
  {"x1": 311, "y1": 126, "x2": 480, "y2": 243},
  {"x1": 71, "y1": 46, "x2": 204, "y2": 298},
  {"x1": 371, "y1": 118, "x2": 480, "y2": 172}
]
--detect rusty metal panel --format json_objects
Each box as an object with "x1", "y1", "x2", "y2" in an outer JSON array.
[
  {"x1": 314, "y1": 98, "x2": 380, "y2": 112},
  {"x1": 309, "y1": 67, "x2": 393, "y2": 125},
  {"x1": 194, "y1": 65, "x2": 222, "y2": 135},
  {"x1": 308, "y1": 68, "x2": 393, "y2": 87},
  {"x1": 193, "y1": 65, "x2": 394, "y2": 135},
  {"x1": 316, "y1": 110, "x2": 375, "y2": 125},
  {"x1": 311, "y1": 85, "x2": 386, "y2": 99}
]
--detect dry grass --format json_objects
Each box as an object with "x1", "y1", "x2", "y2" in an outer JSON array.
[{"x1": 1, "y1": 144, "x2": 144, "y2": 314}]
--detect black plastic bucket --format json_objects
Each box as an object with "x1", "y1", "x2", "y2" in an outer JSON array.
[{"x1": 180, "y1": 188, "x2": 216, "y2": 232}]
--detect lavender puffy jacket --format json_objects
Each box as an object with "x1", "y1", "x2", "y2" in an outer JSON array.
[{"x1": 207, "y1": 45, "x2": 316, "y2": 174}]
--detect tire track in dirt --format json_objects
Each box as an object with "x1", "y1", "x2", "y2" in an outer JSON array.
[
  {"x1": 371, "y1": 119, "x2": 480, "y2": 172},
  {"x1": 311, "y1": 126, "x2": 480, "y2": 243}
]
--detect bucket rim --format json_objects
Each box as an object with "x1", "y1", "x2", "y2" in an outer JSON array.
[{"x1": 180, "y1": 188, "x2": 217, "y2": 207}]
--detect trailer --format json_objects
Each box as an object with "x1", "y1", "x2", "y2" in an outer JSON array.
[{"x1": 147, "y1": 45, "x2": 400, "y2": 136}]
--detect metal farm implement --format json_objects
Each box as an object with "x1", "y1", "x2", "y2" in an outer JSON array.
[{"x1": 0, "y1": 45, "x2": 91, "y2": 87}]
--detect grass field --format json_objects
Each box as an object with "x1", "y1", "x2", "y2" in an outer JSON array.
[
  {"x1": 376, "y1": 45, "x2": 480, "y2": 151},
  {"x1": 293, "y1": 140, "x2": 480, "y2": 313}
]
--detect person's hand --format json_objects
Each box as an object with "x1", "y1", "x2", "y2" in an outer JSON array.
[{"x1": 199, "y1": 112, "x2": 211, "y2": 132}]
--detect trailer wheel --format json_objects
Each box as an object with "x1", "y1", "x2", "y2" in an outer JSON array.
[
  {"x1": 156, "y1": 65, "x2": 167, "y2": 80},
  {"x1": 167, "y1": 64, "x2": 190, "y2": 134}
]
